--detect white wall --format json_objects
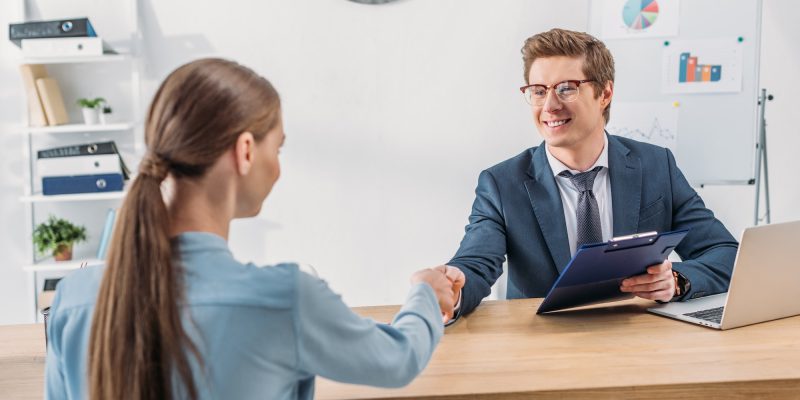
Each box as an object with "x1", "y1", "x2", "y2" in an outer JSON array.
[{"x1": 1, "y1": 0, "x2": 798, "y2": 324}]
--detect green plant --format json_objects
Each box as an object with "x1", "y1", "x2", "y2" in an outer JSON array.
[
  {"x1": 32, "y1": 216, "x2": 88, "y2": 256},
  {"x1": 76, "y1": 97, "x2": 107, "y2": 109}
]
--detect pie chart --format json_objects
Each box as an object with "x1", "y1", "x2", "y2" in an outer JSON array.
[{"x1": 622, "y1": 0, "x2": 659, "y2": 30}]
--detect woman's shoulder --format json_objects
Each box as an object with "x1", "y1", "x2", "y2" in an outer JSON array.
[{"x1": 50, "y1": 265, "x2": 106, "y2": 313}]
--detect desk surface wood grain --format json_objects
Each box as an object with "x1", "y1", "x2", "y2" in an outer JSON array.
[
  {"x1": 0, "y1": 323, "x2": 45, "y2": 400},
  {"x1": 2, "y1": 298, "x2": 799, "y2": 400},
  {"x1": 317, "y1": 298, "x2": 800, "y2": 399}
]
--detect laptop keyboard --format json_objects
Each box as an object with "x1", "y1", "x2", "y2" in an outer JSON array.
[{"x1": 684, "y1": 306, "x2": 724, "y2": 324}]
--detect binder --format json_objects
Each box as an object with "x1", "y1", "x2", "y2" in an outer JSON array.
[
  {"x1": 38, "y1": 141, "x2": 120, "y2": 158},
  {"x1": 35, "y1": 77, "x2": 69, "y2": 126},
  {"x1": 9, "y1": 18, "x2": 97, "y2": 47},
  {"x1": 537, "y1": 230, "x2": 690, "y2": 314},
  {"x1": 37, "y1": 141, "x2": 131, "y2": 179},
  {"x1": 21, "y1": 37, "x2": 114, "y2": 58},
  {"x1": 37, "y1": 154, "x2": 123, "y2": 178},
  {"x1": 96, "y1": 208, "x2": 117, "y2": 260},
  {"x1": 18, "y1": 64, "x2": 49, "y2": 127},
  {"x1": 42, "y1": 173, "x2": 124, "y2": 195}
]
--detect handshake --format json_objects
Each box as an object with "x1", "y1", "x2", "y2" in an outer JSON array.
[{"x1": 411, "y1": 265, "x2": 466, "y2": 324}]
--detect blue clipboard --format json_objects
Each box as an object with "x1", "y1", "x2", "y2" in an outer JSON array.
[{"x1": 536, "y1": 229, "x2": 689, "y2": 314}]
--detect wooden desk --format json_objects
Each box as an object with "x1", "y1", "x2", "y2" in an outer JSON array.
[
  {"x1": 317, "y1": 298, "x2": 800, "y2": 399},
  {"x1": 2, "y1": 299, "x2": 799, "y2": 400},
  {"x1": 0, "y1": 323, "x2": 45, "y2": 400}
]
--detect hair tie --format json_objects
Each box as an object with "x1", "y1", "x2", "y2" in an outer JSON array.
[{"x1": 139, "y1": 156, "x2": 170, "y2": 180}]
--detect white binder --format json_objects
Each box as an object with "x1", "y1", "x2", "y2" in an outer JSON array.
[
  {"x1": 36, "y1": 154, "x2": 123, "y2": 178},
  {"x1": 21, "y1": 37, "x2": 114, "y2": 58}
]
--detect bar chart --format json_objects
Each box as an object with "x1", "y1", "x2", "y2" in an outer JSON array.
[{"x1": 679, "y1": 52, "x2": 722, "y2": 83}]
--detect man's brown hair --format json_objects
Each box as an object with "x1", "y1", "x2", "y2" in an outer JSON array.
[{"x1": 521, "y1": 28, "x2": 615, "y2": 123}]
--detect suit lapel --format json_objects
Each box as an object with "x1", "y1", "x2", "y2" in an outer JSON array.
[
  {"x1": 524, "y1": 146, "x2": 572, "y2": 274},
  {"x1": 608, "y1": 135, "x2": 642, "y2": 236}
]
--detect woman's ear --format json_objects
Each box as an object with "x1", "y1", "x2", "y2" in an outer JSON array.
[{"x1": 234, "y1": 131, "x2": 256, "y2": 176}]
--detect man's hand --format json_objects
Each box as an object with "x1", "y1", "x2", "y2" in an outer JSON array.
[
  {"x1": 434, "y1": 265, "x2": 465, "y2": 311},
  {"x1": 619, "y1": 260, "x2": 676, "y2": 302},
  {"x1": 411, "y1": 268, "x2": 457, "y2": 323}
]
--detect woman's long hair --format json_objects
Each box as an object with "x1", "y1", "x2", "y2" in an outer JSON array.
[{"x1": 88, "y1": 58, "x2": 281, "y2": 400}]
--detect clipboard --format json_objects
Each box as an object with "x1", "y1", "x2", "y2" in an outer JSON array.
[{"x1": 536, "y1": 229, "x2": 689, "y2": 314}]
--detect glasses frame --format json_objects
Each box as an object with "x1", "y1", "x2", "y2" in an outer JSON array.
[{"x1": 519, "y1": 79, "x2": 596, "y2": 105}]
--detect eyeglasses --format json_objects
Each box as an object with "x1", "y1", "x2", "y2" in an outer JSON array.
[{"x1": 519, "y1": 79, "x2": 595, "y2": 106}]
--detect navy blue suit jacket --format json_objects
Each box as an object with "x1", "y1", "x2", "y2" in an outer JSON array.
[{"x1": 448, "y1": 134, "x2": 738, "y2": 317}]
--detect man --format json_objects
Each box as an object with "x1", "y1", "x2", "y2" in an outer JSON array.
[{"x1": 442, "y1": 28, "x2": 738, "y2": 319}]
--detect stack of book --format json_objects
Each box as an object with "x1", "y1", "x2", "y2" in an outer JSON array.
[
  {"x1": 19, "y1": 64, "x2": 69, "y2": 127},
  {"x1": 9, "y1": 17, "x2": 114, "y2": 58},
  {"x1": 36, "y1": 141, "x2": 130, "y2": 195}
]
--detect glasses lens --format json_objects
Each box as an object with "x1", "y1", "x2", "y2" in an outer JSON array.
[
  {"x1": 524, "y1": 85, "x2": 547, "y2": 105},
  {"x1": 555, "y1": 81, "x2": 580, "y2": 102}
]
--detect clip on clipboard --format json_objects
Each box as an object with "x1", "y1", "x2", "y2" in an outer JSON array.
[{"x1": 536, "y1": 229, "x2": 689, "y2": 314}]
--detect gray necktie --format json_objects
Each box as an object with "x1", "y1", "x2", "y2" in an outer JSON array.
[{"x1": 559, "y1": 166, "x2": 603, "y2": 250}]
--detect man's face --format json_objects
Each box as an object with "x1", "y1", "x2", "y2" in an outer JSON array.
[{"x1": 527, "y1": 56, "x2": 611, "y2": 150}]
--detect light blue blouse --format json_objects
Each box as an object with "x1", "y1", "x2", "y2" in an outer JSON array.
[{"x1": 45, "y1": 232, "x2": 443, "y2": 399}]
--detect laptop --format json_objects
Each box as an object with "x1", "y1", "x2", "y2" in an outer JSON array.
[{"x1": 648, "y1": 220, "x2": 800, "y2": 330}]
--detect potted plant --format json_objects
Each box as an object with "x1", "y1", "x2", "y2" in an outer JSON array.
[
  {"x1": 33, "y1": 216, "x2": 88, "y2": 261},
  {"x1": 76, "y1": 97, "x2": 107, "y2": 125},
  {"x1": 99, "y1": 103, "x2": 113, "y2": 124}
]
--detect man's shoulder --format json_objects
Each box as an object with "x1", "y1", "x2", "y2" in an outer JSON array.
[
  {"x1": 611, "y1": 135, "x2": 670, "y2": 159},
  {"x1": 484, "y1": 146, "x2": 539, "y2": 177}
]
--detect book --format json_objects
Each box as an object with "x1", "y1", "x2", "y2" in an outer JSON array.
[
  {"x1": 35, "y1": 77, "x2": 69, "y2": 126},
  {"x1": 9, "y1": 18, "x2": 97, "y2": 47},
  {"x1": 37, "y1": 154, "x2": 123, "y2": 178},
  {"x1": 37, "y1": 141, "x2": 130, "y2": 179},
  {"x1": 96, "y1": 208, "x2": 117, "y2": 260},
  {"x1": 18, "y1": 64, "x2": 49, "y2": 127},
  {"x1": 42, "y1": 173, "x2": 124, "y2": 195}
]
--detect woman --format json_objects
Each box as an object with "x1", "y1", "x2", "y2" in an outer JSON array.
[{"x1": 44, "y1": 58, "x2": 464, "y2": 400}]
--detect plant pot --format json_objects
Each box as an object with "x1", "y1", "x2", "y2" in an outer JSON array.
[
  {"x1": 53, "y1": 243, "x2": 73, "y2": 261},
  {"x1": 81, "y1": 107, "x2": 100, "y2": 125}
]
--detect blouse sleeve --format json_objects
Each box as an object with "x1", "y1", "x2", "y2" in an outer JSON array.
[
  {"x1": 294, "y1": 270, "x2": 443, "y2": 388},
  {"x1": 44, "y1": 287, "x2": 67, "y2": 400}
]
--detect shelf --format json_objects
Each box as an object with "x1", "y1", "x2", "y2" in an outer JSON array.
[
  {"x1": 20, "y1": 122, "x2": 134, "y2": 134},
  {"x1": 20, "y1": 190, "x2": 126, "y2": 203},
  {"x1": 21, "y1": 53, "x2": 130, "y2": 65},
  {"x1": 23, "y1": 258, "x2": 103, "y2": 272}
]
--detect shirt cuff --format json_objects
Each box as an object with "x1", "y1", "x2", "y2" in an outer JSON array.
[{"x1": 444, "y1": 289, "x2": 462, "y2": 327}]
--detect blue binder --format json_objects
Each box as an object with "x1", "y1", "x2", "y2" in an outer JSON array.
[
  {"x1": 537, "y1": 229, "x2": 689, "y2": 314},
  {"x1": 42, "y1": 173, "x2": 124, "y2": 195}
]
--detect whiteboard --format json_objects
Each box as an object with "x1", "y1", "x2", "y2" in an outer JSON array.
[{"x1": 589, "y1": 0, "x2": 762, "y2": 185}]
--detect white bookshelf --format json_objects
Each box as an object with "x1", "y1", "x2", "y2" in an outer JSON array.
[
  {"x1": 20, "y1": 190, "x2": 127, "y2": 203},
  {"x1": 22, "y1": 53, "x2": 130, "y2": 65},
  {"x1": 21, "y1": 122, "x2": 134, "y2": 135},
  {"x1": 17, "y1": 2, "x2": 143, "y2": 322},
  {"x1": 23, "y1": 258, "x2": 103, "y2": 272}
]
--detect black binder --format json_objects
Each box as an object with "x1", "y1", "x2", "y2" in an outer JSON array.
[
  {"x1": 37, "y1": 141, "x2": 131, "y2": 179},
  {"x1": 9, "y1": 17, "x2": 96, "y2": 47},
  {"x1": 37, "y1": 141, "x2": 118, "y2": 158}
]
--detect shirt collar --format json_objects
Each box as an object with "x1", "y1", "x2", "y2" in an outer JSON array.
[
  {"x1": 173, "y1": 231, "x2": 231, "y2": 256},
  {"x1": 545, "y1": 133, "x2": 609, "y2": 177}
]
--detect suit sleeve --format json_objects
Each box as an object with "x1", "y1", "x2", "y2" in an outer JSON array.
[
  {"x1": 447, "y1": 169, "x2": 508, "y2": 317},
  {"x1": 665, "y1": 148, "x2": 739, "y2": 300},
  {"x1": 295, "y1": 271, "x2": 443, "y2": 388}
]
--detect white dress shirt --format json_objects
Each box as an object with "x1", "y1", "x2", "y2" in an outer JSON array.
[{"x1": 545, "y1": 135, "x2": 614, "y2": 256}]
